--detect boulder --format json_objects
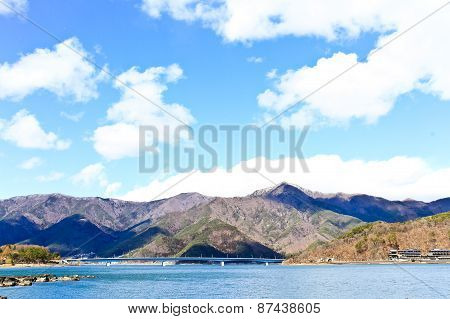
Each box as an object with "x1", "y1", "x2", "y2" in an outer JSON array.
[
  {"x1": 0, "y1": 274, "x2": 89, "y2": 288},
  {"x1": 34, "y1": 275, "x2": 49, "y2": 283},
  {"x1": 57, "y1": 275, "x2": 80, "y2": 281},
  {"x1": 0, "y1": 278, "x2": 17, "y2": 287},
  {"x1": 17, "y1": 277, "x2": 33, "y2": 286}
]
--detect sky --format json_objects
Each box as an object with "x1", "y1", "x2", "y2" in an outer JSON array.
[{"x1": 1, "y1": 0, "x2": 450, "y2": 201}]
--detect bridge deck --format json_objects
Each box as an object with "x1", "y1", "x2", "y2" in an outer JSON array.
[{"x1": 64, "y1": 257, "x2": 285, "y2": 264}]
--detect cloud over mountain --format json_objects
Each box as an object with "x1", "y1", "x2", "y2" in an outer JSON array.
[{"x1": 123, "y1": 155, "x2": 450, "y2": 202}]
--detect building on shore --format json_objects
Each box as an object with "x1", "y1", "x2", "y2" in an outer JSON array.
[
  {"x1": 388, "y1": 249, "x2": 421, "y2": 260},
  {"x1": 427, "y1": 249, "x2": 450, "y2": 260},
  {"x1": 389, "y1": 248, "x2": 450, "y2": 261}
]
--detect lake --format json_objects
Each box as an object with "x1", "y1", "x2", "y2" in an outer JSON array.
[{"x1": 0, "y1": 264, "x2": 449, "y2": 299}]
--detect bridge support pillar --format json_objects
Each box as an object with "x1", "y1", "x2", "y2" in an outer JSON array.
[
  {"x1": 162, "y1": 261, "x2": 166, "y2": 267},
  {"x1": 220, "y1": 261, "x2": 225, "y2": 267}
]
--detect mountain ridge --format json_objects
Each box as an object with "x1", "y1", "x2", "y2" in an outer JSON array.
[{"x1": 1, "y1": 183, "x2": 449, "y2": 258}]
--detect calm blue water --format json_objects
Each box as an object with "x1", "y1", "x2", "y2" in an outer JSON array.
[{"x1": 0, "y1": 264, "x2": 449, "y2": 299}]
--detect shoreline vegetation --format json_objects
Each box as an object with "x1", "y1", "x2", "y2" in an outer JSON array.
[
  {"x1": 284, "y1": 260, "x2": 450, "y2": 266},
  {"x1": 285, "y1": 212, "x2": 450, "y2": 265},
  {"x1": 0, "y1": 244, "x2": 60, "y2": 266}
]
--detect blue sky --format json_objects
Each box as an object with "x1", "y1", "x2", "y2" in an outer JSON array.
[{"x1": 1, "y1": 0, "x2": 450, "y2": 201}]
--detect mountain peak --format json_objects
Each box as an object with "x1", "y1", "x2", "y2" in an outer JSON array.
[
  {"x1": 251, "y1": 182, "x2": 303, "y2": 196},
  {"x1": 171, "y1": 192, "x2": 208, "y2": 199},
  {"x1": 249, "y1": 182, "x2": 320, "y2": 211},
  {"x1": 251, "y1": 182, "x2": 335, "y2": 199}
]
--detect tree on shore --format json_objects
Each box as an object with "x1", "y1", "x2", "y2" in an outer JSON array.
[{"x1": 0, "y1": 245, "x2": 59, "y2": 264}]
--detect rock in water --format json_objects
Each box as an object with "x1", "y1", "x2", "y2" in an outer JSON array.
[
  {"x1": 0, "y1": 278, "x2": 17, "y2": 287},
  {"x1": 49, "y1": 276, "x2": 58, "y2": 282},
  {"x1": 57, "y1": 275, "x2": 80, "y2": 281},
  {"x1": 17, "y1": 277, "x2": 33, "y2": 286},
  {"x1": 0, "y1": 274, "x2": 91, "y2": 287},
  {"x1": 34, "y1": 275, "x2": 49, "y2": 283}
]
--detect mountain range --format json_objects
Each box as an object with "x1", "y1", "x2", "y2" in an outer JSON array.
[{"x1": 1, "y1": 182, "x2": 449, "y2": 257}]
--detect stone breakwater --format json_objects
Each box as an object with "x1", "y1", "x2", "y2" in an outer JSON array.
[{"x1": 0, "y1": 274, "x2": 95, "y2": 287}]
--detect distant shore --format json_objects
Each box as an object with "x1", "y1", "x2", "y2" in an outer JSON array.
[
  {"x1": 0, "y1": 263, "x2": 63, "y2": 268},
  {"x1": 3, "y1": 260, "x2": 449, "y2": 268},
  {"x1": 0, "y1": 261, "x2": 177, "y2": 268},
  {"x1": 285, "y1": 260, "x2": 450, "y2": 266}
]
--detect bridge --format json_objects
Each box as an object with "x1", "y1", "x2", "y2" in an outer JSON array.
[{"x1": 63, "y1": 256, "x2": 285, "y2": 266}]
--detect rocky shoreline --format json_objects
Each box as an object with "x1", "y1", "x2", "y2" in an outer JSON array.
[{"x1": 0, "y1": 274, "x2": 94, "y2": 288}]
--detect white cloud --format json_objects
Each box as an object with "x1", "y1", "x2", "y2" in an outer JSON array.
[
  {"x1": 105, "y1": 182, "x2": 122, "y2": 196},
  {"x1": 141, "y1": 0, "x2": 225, "y2": 23},
  {"x1": 142, "y1": 1, "x2": 450, "y2": 126},
  {"x1": 122, "y1": 155, "x2": 450, "y2": 202},
  {"x1": 266, "y1": 69, "x2": 277, "y2": 79},
  {"x1": 72, "y1": 163, "x2": 122, "y2": 195},
  {"x1": 247, "y1": 56, "x2": 263, "y2": 63},
  {"x1": 19, "y1": 156, "x2": 43, "y2": 170},
  {"x1": 72, "y1": 163, "x2": 108, "y2": 187},
  {"x1": 36, "y1": 171, "x2": 64, "y2": 182},
  {"x1": 92, "y1": 123, "x2": 140, "y2": 161},
  {"x1": 0, "y1": 0, "x2": 27, "y2": 15},
  {"x1": 0, "y1": 110, "x2": 71, "y2": 150},
  {"x1": 92, "y1": 64, "x2": 194, "y2": 160},
  {"x1": 60, "y1": 111, "x2": 84, "y2": 122},
  {"x1": 255, "y1": 2, "x2": 450, "y2": 126},
  {"x1": 0, "y1": 37, "x2": 104, "y2": 102},
  {"x1": 141, "y1": 0, "x2": 442, "y2": 42}
]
